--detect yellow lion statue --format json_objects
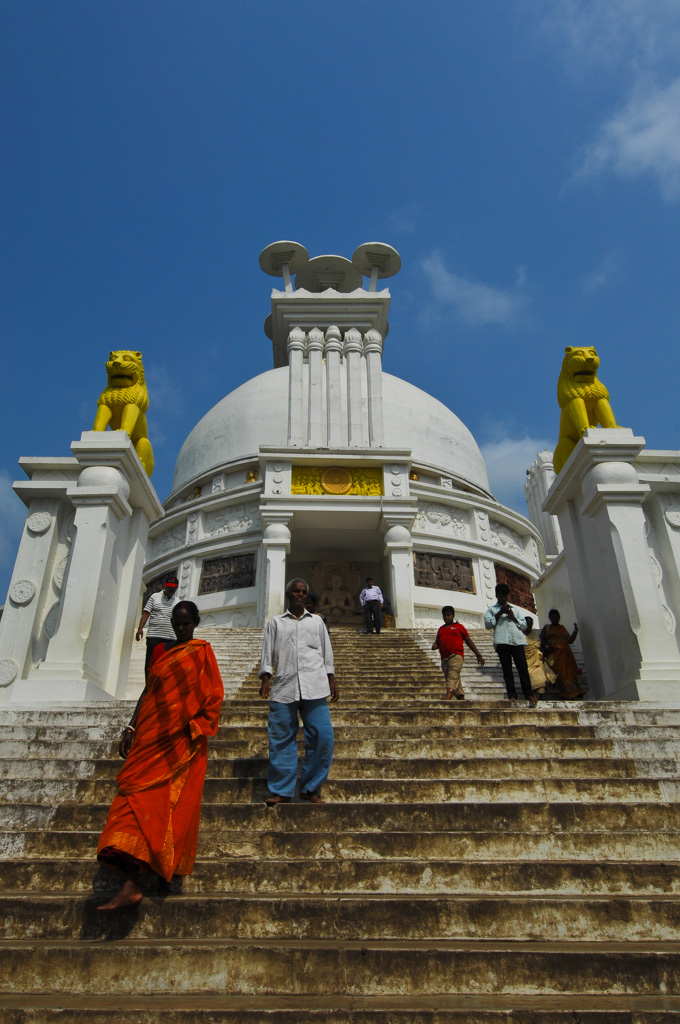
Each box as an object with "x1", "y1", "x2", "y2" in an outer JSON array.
[
  {"x1": 93, "y1": 350, "x2": 154, "y2": 476},
  {"x1": 553, "y1": 346, "x2": 620, "y2": 474}
]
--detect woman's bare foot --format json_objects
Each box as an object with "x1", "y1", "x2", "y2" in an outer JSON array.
[
  {"x1": 443, "y1": 690, "x2": 454, "y2": 701},
  {"x1": 300, "y1": 791, "x2": 325, "y2": 803},
  {"x1": 97, "y1": 878, "x2": 144, "y2": 911}
]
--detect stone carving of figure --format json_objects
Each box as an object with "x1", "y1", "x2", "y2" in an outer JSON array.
[{"x1": 318, "y1": 574, "x2": 356, "y2": 622}]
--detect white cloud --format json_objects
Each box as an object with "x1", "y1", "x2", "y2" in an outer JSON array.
[
  {"x1": 421, "y1": 252, "x2": 529, "y2": 329},
  {"x1": 582, "y1": 249, "x2": 623, "y2": 295},
  {"x1": 481, "y1": 435, "x2": 553, "y2": 513},
  {"x1": 0, "y1": 470, "x2": 26, "y2": 591},
  {"x1": 536, "y1": 0, "x2": 680, "y2": 75},
  {"x1": 576, "y1": 78, "x2": 680, "y2": 200},
  {"x1": 386, "y1": 203, "x2": 420, "y2": 235}
]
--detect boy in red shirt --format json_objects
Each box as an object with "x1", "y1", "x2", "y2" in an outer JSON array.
[{"x1": 432, "y1": 606, "x2": 485, "y2": 701}]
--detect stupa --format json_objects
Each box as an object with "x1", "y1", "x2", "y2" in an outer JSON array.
[{"x1": 142, "y1": 241, "x2": 543, "y2": 630}]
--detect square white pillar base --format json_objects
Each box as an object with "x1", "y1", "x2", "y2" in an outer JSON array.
[{"x1": 8, "y1": 677, "x2": 117, "y2": 703}]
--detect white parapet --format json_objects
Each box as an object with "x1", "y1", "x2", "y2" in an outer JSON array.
[{"x1": 0, "y1": 431, "x2": 165, "y2": 703}]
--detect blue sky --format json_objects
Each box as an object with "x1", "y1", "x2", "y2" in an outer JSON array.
[{"x1": 2, "y1": 1, "x2": 680, "y2": 598}]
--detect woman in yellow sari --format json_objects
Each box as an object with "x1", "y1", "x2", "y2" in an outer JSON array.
[
  {"x1": 539, "y1": 609, "x2": 586, "y2": 700},
  {"x1": 523, "y1": 616, "x2": 556, "y2": 696},
  {"x1": 97, "y1": 600, "x2": 223, "y2": 910}
]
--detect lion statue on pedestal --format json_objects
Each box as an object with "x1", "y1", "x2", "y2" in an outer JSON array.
[
  {"x1": 93, "y1": 350, "x2": 154, "y2": 477},
  {"x1": 553, "y1": 346, "x2": 620, "y2": 475}
]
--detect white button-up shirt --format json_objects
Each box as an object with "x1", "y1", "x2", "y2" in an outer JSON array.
[
  {"x1": 483, "y1": 602, "x2": 527, "y2": 646},
  {"x1": 259, "y1": 609, "x2": 334, "y2": 703},
  {"x1": 359, "y1": 585, "x2": 383, "y2": 605}
]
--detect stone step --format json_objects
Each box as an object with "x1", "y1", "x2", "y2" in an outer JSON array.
[
  {"x1": 4, "y1": 857, "x2": 680, "y2": 896},
  {"x1": 3, "y1": 719, "x2": 649, "y2": 740},
  {"x1": 3, "y1": 893, "x2": 680, "y2": 943},
  {"x1": 3, "y1": 801, "x2": 679, "y2": 834},
  {"x1": 3, "y1": 756, "x2": 678, "y2": 782},
  {"x1": 3, "y1": 736, "x2": 678, "y2": 761},
  {"x1": 0, "y1": 940, "x2": 678, "y2": 997},
  {"x1": 0, "y1": 997, "x2": 678, "y2": 1023},
  {"x1": 3, "y1": 776, "x2": 679, "y2": 806},
  {"x1": 7, "y1": 827, "x2": 680, "y2": 863}
]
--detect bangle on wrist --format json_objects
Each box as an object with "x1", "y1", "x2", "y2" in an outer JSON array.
[{"x1": 122, "y1": 726, "x2": 135, "y2": 735}]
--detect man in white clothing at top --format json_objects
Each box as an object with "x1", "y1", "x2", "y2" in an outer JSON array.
[
  {"x1": 359, "y1": 577, "x2": 384, "y2": 634},
  {"x1": 259, "y1": 578, "x2": 339, "y2": 806}
]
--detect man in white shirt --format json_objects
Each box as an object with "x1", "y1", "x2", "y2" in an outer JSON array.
[
  {"x1": 359, "y1": 577, "x2": 384, "y2": 634},
  {"x1": 484, "y1": 582, "x2": 538, "y2": 707},
  {"x1": 135, "y1": 574, "x2": 180, "y2": 678},
  {"x1": 259, "y1": 578, "x2": 339, "y2": 805}
]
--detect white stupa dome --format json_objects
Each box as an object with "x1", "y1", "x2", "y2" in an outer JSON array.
[{"x1": 171, "y1": 368, "x2": 491, "y2": 498}]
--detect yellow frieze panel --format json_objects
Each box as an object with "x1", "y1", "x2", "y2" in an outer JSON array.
[{"x1": 291, "y1": 466, "x2": 383, "y2": 496}]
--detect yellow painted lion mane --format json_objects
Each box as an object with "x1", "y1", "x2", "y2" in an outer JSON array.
[
  {"x1": 93, "y1": 350, "x2": 154, "y2": 476},
  {"x1": 553, "y1": 346, "x2": 619, "y2": 475}
]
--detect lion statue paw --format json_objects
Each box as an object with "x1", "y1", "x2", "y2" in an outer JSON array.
[
  {"x1": 553, "y1": 346, "x2": 620, "y2": 474},
  {"x1": 93, "y1": 350, "x2": 154, "y2": 477}
]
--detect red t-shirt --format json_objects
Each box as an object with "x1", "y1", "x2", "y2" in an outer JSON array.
[{"x1": 435, "y1": 622, "x2": 469, "y2": 659}]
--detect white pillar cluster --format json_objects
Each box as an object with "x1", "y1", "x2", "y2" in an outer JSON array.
[
  {"x1": 0, "y1": 431, "x2": 164, "y2": 703},
  {"x1": 284, "y1": 324, "x2": 385, "y2": 449},
  {"x1": 544, "y1": 429, "x2": 680, "y2": 701}
]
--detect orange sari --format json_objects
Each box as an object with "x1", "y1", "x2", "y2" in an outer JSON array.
[{"x1": 97, "y1": 639, "x2": 223, "y2": 881}]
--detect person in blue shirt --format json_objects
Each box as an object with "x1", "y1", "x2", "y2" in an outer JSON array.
[{"x1": 484, "y1": 583, "x2": 538, "y2": 707}]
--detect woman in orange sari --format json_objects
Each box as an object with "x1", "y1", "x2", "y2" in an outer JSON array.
[
  {"x1": 539, "y1": 609, "x2": 586, "y2": 700},
  {"x1": 97, "y1": 600, "x2": 223, "y2": 910}
]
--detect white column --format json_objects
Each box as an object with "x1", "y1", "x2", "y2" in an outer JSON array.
[
  {"x1": 325, "y1": 326, "x2": 343, "y2": 448},
  {"x1": 261, "y1": 519, "x2": 291, "y2": 622},
  {"x1": 383, "y1": 522, "x2": 415, "y2": 628},
  {"x1": 307, "y1": 327, "x2": 325, "y2": 447},
  {"x1": 32, "y1": 465, "x2": 132, "y2": 684},
  {"x1": 287, "y1": 327, "x2": 306, "y2": 446},
  {"x1": 0, "y1": 498, "x2": 63, "y2": 695},
  {"x1": 525, "y1": 450, "x2": 562, "y2": 561},
  {"x1": 364, "y1": 329, "x2": 384, "y2": 447},
  {"x1": 344, "y1": 328, "x2": 364, "y2": 448}
]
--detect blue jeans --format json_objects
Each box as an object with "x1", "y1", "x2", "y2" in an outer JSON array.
[{"x1": 267, "y1": 698, "x2": 334, "y2": 798}]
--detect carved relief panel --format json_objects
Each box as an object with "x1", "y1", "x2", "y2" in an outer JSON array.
[
  {"x1": 413, "y1": 552, "x2": 476, "y2": 594},
  {"x1": 493, "y1": 564, "x2": 536, "y2": 612},
  {"x1": 198, "y1": 553, "x2": 256, "y2": 595}
]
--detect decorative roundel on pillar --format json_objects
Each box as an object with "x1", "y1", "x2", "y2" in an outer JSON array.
[
  {"x1": 0, "y1": 659, "x2": 19, "y2": 687},
  {"x1": 10, "y1": 580, "x2": 36, "y2": 606},
  {"x1": 664, "y1": 506, "x2": 680, "y2": 528},
  {"x1": 321, "y1": 468, "x2": 353, "y2": 494},
  {"x1": 27, "y1": 512, "x2": 52, "y2": 535}
]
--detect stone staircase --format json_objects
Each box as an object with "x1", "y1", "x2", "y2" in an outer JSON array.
[{"x1": 1, "y1": 627, "x2": 679, "y2": 1020}]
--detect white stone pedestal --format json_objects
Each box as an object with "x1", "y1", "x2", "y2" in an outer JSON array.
[
  {"x1": 544, "y1": 429, "x2": 680, "y2": 702},
  {"x1": 0, "y1": 432, "x2": 164, "y2": 703}
]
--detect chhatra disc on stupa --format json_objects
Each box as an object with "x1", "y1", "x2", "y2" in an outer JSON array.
[
  {"x1": 258, "y1": 241, "x2": 309, "y2": 277},
  {"x1": 294, "y1": 255, "x2": 363, "y2": 293},
  {"x1": 351, "y1": 242, "x2": 401, "y2": 279}
]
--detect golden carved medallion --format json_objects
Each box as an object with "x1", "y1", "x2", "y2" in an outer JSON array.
[{"x1": 322, "y1": 467, "x2": 353, "y2": 494}]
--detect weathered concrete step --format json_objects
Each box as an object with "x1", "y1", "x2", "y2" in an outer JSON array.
[
  {"x1": 6, "y1": 826, "x2": 680, "y2": 863},
  {"x1": 3, "y1": 776, "x2": 678, "y2": 805},
  {"x1": 1, "y1": 998, "x2": 679, "y2": 1024},
  {"x1": 0, "y1": 940, "x2": 678, "y2": 996},
  {"x1": 3, "y1": 801, "x2": 680, "y2": 834},
  {"x1": 5, "y1": 857, "x2": 680, "y2": 896},
  {"x1": 5, "y1": 736, "x2": 678, "y2": 762},
  {"x1": 1, "y1": 993, "x2": 680, "y2": 1022},
  {"x1": 1, "y1": 719, "x2": 625, "y2": 740},
  {"x1": 4, "y1": 756, "x2": 677, "y2": 782},
  {"x1": 4, "y1": 703, "x2": 680, "y2": 725},
  {"x1": 4, "y1": 894, "x2": 680, "y2": 943}
]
